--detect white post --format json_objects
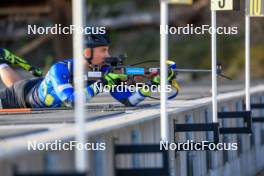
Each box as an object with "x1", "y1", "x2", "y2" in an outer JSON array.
[
  {"x1": 72, "y1": 0, "x2": 87, "y2": 173},
  {"x1": 160, "y1": 0, "x2": 169, "y2": 142},
  {"x1": 211, "y1": 10, "x2": 218, "y2": 122},
  {"x1": 245, "y1": 15, "x2": 251, "y2": 111},
  {"x1": 161, "y1": 2, "x2": 176, "y2": 176}
]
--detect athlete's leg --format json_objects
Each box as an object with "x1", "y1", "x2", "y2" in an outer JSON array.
[
  {"x1": 0, "y1": 48, "x2": 43, "y2": 87},
  {"x1": 0, "y1": 64, "x2": 22, "y2": 87},
  {"x1": 0, "y1": 48, "x2": 42, "y2": 108},
  {"x1": 0, "y1": 48, "x2": 43, "y2": 77}
]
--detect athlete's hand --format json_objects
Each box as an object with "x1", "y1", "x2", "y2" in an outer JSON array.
[
  {"x1": 150, "y1": 69, "x2": 175, "y2": 85},
  {"x1": 151, "y1": 60, "x2": 176, "y2": 85},
  {"x1": 101, "y1": 73, "x2": 128, "y2": 87}
]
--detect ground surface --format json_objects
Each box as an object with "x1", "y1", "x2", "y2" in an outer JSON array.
[{"x1": 0, "y1": 79, "x2": 262, "y2": 140}]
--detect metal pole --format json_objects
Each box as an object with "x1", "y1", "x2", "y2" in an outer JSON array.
[
  {"x1": 160, "y1": 0, "x2": 169, "y2": 142},
  {"x1": 72, "y1": 0, "x2": 87, "y2": 173},
  {"x1": 161, "y1": 2, "x2": 177, "y2": 176},
  {"x1": 211, "y1": 10, "x2": 218, "y2": 122},
  {"x1": 245, "y1": 15, "x2": 251, "y2": 111}
]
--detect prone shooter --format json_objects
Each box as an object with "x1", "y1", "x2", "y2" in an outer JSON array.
[{"x1": 0, "y1": 33, "x2": 179, "y2": 109}]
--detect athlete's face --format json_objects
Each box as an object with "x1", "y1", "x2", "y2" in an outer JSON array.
[{"x1": 84, "y1": 46, "x2": 110, "y2": 66}]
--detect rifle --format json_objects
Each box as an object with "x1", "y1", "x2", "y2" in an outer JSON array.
[{"x1": 86, "y1": 54, "x2": 232, "y2": 82}]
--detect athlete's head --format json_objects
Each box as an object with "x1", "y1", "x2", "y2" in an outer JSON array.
[{"x1": 84, "y1": 33, "x2": 111, "y2": 66}]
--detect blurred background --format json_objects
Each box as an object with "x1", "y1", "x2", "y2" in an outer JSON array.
[
  {"x1": 1, "y1": 1, "x2": 264, "y2": 176},
  {"x1": 0, "y1": 0, "x2": 263, "y2": 80}
]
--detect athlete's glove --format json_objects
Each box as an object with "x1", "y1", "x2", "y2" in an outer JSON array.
[
  {"x1": 101, "y1": 73, "x2": 128, "y2": 87},
  {"x1": 139, "y1": 75, "x2": 175, "y2": 97},
  {"x1": 150, "y1": 71, "x2": 174, "y2": 85},
  {"x1": 151, "y1": 60, "x2": 175, "y2": 84},
  {"x1": 140, "y1": 60, "x2": 180, "y2": 97}
]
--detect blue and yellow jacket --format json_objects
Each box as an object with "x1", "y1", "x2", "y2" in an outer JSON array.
[{"x1": 30, "y1": 59, "x2": 148, "y2": 108}]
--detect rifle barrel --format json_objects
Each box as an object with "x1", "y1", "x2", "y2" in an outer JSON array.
[
  {"x1": 149, "y1": 68, "x2": 213, "y2": 73},
  {"x1": 173, "y1": 69, "x2": 212, "y2": 73}
]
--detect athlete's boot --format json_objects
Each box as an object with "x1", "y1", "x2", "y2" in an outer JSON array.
[{"x1": 0, "y1": 48, "x2": 43, "y2": 77}]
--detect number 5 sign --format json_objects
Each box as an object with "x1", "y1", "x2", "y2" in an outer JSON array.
[
  {"x1": 246, "y1": 0, "x2": 264, "y2": 17},
  {"x1": 211, "y1": 0, "x2": 240, "y2": 10}
]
